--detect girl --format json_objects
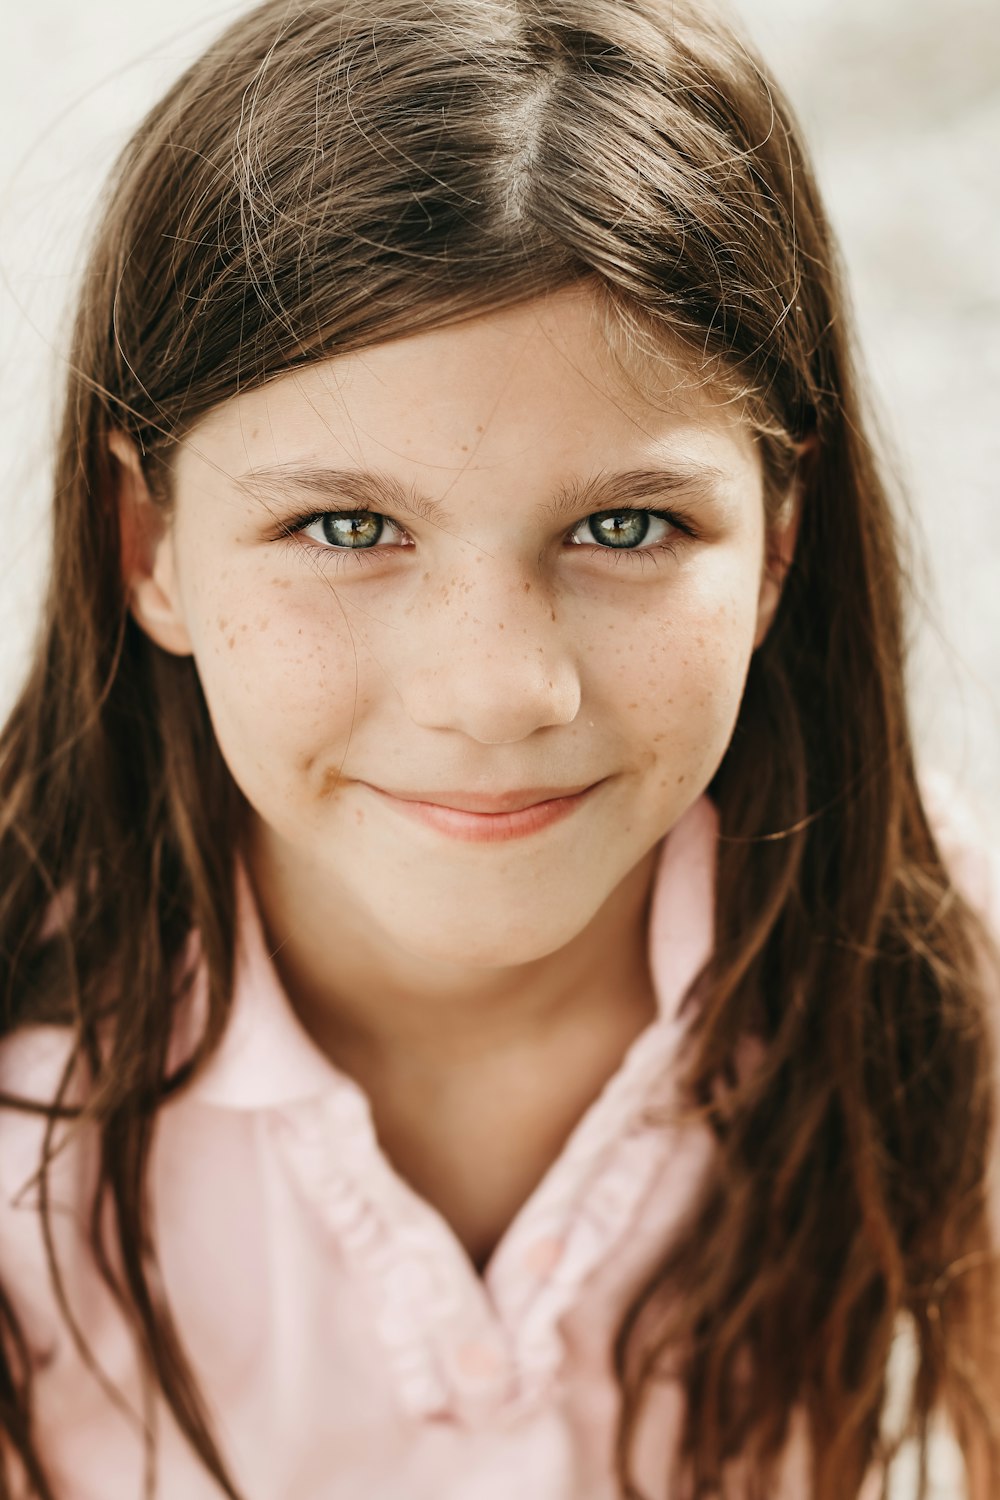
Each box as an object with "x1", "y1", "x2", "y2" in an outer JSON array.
[{"x1": 0, "y1": 0, "x2": 997, "y2": 1497}]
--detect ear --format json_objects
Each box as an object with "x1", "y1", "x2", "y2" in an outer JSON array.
[
  {"x1": 753, "y1": 444, "x2": 810, "y2": 649},
  {"x1": 109, "y1": 430, "x2": 193, "y2": 656}
]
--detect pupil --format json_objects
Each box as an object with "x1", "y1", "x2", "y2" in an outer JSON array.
[
  {"x1": 590, "y1": 511, "x2": 649, "y2": 548},
  {"x1": 322, "y1": 513, "x2": 382, "y2": 548}
]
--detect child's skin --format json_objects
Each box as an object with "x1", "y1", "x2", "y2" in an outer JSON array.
[{"x1": 113, "y1": 285, "x2": 796, "y2": 1262}]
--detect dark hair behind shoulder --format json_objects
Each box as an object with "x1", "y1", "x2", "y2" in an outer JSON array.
[{"x1": 1, "y1": 1, "x2": 997, "y2": 1496}]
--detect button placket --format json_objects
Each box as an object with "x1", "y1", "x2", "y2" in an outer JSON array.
[
  {"x1": 496, "y1": 1125, "x2": 675, "y2": 1412},
  {"x1": 272, "y1": 1095, "x2": 517, "y2": 1419},
  {"x1": 273, "y1": 1033, "x2": 685, "y2": 1424}
]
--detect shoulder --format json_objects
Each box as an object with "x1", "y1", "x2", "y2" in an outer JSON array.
[
  {"x1": 0, "y1": 1025, "x2": 85, "y2": 1197},
  {"x1": 0, "y1": 1026, "x2": 97, "y2": 1348}
]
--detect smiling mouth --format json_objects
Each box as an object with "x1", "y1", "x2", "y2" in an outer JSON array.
[
  {"x1": 363, "y1": 781, "x2": 600, "y2": 814},
  {"x1": 360, "y1": 780, "x2": 605, "y2": 842}
]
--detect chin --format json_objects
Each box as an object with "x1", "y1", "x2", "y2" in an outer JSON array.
[{"x1": 392, "y1": 917, "x2": 583, "y2": 971}]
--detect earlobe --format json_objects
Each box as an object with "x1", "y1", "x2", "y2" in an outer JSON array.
[{"x1": 109, "y1": 430, "x2": 193, "y2": 657}]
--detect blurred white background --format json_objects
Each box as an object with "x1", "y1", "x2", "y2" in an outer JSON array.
[{"x1": 1, "y1": 0, "x2": 998, "y2": 838}]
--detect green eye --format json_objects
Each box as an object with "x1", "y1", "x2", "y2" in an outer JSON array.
[
  {"x1": 586, "y1": 512, "x2": 654, "y2": 548},
  {"x1": 569, "y1": 509, "x2": 679, "y2": 552},
  {"x1": 318, "y1": 513, "x2": 384, "y2": 549},
  {"x1": 296, "y1": 510, "x2": 409, "y2": 552}
]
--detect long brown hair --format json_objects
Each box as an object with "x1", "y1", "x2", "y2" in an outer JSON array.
[{"x1": 1, "y1": 1, "x2": 997, "y2": 1496}]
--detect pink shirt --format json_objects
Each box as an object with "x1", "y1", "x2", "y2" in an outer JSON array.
[{"x1": 1, "y1": 789, "x2": 996, "y2": 1499}]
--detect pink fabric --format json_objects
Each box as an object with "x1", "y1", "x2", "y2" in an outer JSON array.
[{"x1": 0, "y1": 788, "x2": 996, "y2": 1499}]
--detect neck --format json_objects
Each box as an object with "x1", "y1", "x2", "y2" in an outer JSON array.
[{"x1": 244, "y1": 830, "x2": 662, "y2": 1079}]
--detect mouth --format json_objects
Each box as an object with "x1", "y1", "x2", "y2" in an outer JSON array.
[
  {"x1": 364, "y1": 782, "x2": 600, "y2": 814},
  {"x1": 360, "y1": 779, "x2": 605, "y2": 843}
]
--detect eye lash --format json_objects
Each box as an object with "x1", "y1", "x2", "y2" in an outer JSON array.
[
  {"x1": 276, "y1": 533, "x2": 386, "y2": 571},
  {"x1": 275, "y1": 506, "x2": 411, "y2": 567},
  {"x1": 276, "y1": 505, "x2": 381, "y2": 539},
  {"x1": 580, "y1": 505, "x2": 698, "y2": 538},
  {"x1": 271, "y1": 502, "x2": 699, "y2": 564},
  {"x1": 570, "y1": 506, "x2": 699, "y2": 564}
]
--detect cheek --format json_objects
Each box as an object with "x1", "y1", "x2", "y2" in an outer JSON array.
[
  {"x1": 605, "y1": 581, "x2": 758, "y2": 765},
  {"x1": 186, "y1": 573, "x2": 369, "y2": 785}
]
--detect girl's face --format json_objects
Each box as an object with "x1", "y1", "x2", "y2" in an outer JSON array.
[{"x1": 128, "y1": 286, "x2": 787, "y2": 966}]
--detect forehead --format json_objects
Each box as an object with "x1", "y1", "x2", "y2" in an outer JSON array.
[{"x1": 175, "y1": 287, "x2": 762, "y2": 504}]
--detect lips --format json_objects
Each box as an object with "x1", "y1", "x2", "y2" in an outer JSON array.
[
  {"x1": 361, "y1": 780, "x2": 603, "y2": 844},
  {"x1": 362, "y1": 782, "x2": 599, "y2": 813}
]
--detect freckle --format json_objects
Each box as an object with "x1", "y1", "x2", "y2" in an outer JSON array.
[
  {"x1": 677, "y1": 774, "x2": 686, "y2": 784},
  {"x1": 550, "y1": 608, "x2": 556, "y2": 621},
  {"x1": 355, "y1": 808, "x2": 365, "y2": 825},
  {"x1": 217, "y1": 616, "x2": 228, "y2": 631},
  {"x1": 460, "y1": 444, "x2": 469, "y2": 452},
  {"x1": 498, "y1": 622, "x2": 504, "y2": 630},
  {"x1": 523, "y1": 582, "x2": 531, "y2": 593},
  {"x1": 476, "y1": 424, "x2": 484, "y2": 433},
  {"x1": 257, "y1": 616, "x2": 269, "y2": 630},
  {"x1": 227, "y1": 635, "x2": 236, "y2": 649}
]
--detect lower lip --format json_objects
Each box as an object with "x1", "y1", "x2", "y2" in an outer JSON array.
[{"x1": 364, "y1": 783, "x2": 600, "y2": 843}]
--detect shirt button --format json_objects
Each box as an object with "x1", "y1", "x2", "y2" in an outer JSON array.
[
  {"x1": 454, "y1": 1340, "x2": 504, "y2": 1380},
  {"x1": 521, "y1": 1236, "x2": 565, "y2": 1276}
]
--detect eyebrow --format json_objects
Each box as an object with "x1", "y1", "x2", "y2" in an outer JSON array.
[{"x1": 232, "y1": 461, "x2": 734, "y2": 528}]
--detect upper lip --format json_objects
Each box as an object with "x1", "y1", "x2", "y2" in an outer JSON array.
[{"x1": 365, "y1": 781, "x2": 600, "y2": 814}]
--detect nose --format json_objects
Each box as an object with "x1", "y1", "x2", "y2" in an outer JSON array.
[{"x1": 398, "y1": 567, "x2": 582, "y2": 744}]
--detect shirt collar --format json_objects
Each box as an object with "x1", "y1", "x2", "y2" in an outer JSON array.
[{"x1": 183, "y1": 793, "x2": 718, "y2": 1111}]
